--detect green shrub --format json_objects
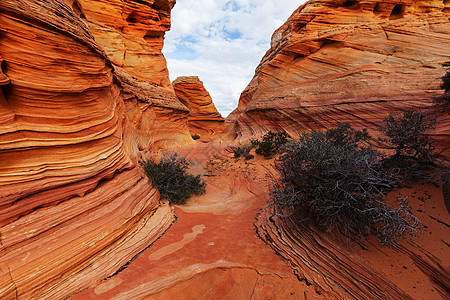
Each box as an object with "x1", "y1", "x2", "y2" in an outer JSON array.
[
  {"x1": 233, "y1": 144, "x2": 254, "y2": 160},
  {"x1": 191, "y1": 134, "x2": 201, "y2": 140},
  {"x1": 270, "y1": 123, "x2": 422, "y2": 245},
  {"x1": 379, "y1": 109, "x2": 437, "y2": 164},
  {"x1": 253, "y1": 131, "x2": 290, "y2": 158},
  {"x1": 325, "y1": 122, "x2": 370, "y2": 146},
  {"x1": 433, "y1": 61, "x2": 450, "y2": 107},
  {"x1": 441, "y1": 72, "x2": 450, "y2": 93},
  {"x1": 140, "y1": 153, "x2": 206, "y2": 205},
  {"x1": 441, "y1": 61, "x2": 450, "y2": 93}
]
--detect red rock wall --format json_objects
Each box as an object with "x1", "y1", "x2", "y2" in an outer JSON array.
[
  {"x1": 227, "y1": 0, "x2": 450, "y2": 143},
  {"x1": 0, "y1": 0, "x2": 178, "y2": 298},
  {"x1": 173, "y1": 76, "x2": 225, "y2": 137},
  {"x1": 75, "y1": 0, "x2": 194, "y2": 152},
  {"x1": 232, "y1": 2, "x2": 450, "y2": 298},
  {"x1": 73, "y1": 0, "x2": 174, "y2": 89}
]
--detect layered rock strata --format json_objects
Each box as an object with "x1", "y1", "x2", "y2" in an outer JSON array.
[
  {"x1": 256, "y1": 184, "x2": 450, "y2": 299},
  {"x1": 231, "y1": 0, "x2": 450, "y2": 298},
  {"x1": 73, "y1": 0, "x2": 193, "y2": 151},
  {"x1": 228, "y1": 0, "x2": 450, "y2": 142},
  {"x1": 173, "y1": 76, "x2": 225, "y2": 137},
  {"x1": 0, "y1": 0, "x2": 179, "y2": 298}
]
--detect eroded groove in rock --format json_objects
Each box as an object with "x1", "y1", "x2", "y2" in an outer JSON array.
[
  {"x1": 0, "y1": 0, "x2": 177, "y2": 298},
  {"x1": 255, "y1": 210, "x2": 411, "y2": 299},
  {"x1": 227, "y1": 0, "x2": 450, "y2": 143}
]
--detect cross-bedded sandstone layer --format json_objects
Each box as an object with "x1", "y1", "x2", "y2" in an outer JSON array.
[
  {"x1": 173, "y1": 76, "x2": 225, "y2": 138},
  {"x1": 255, "y1": 183, "x2": 450, "y2": 299},
  {"x1": 0, "y1": 0, "x2": 181, "y2": 298},
  {"x1": 71, "y1": 0, "x2": 194, "y2": 152},
  {"x1": 1, "y1": 0, "x2": 449, "y2": 298},
  {"x1": 227, "y1": 1, "x2": 450, "y2": 298},
  {"x1": 227, "y1": 0, "x2": 450, "y2": 144}
]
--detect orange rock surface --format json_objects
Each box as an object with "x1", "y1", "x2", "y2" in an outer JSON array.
[
  {"x1": 173, "y1": 76, "x2": 225, "y2": 138},
  {"x1": 227, "y1": 0, "x2": 450, "y2": 143},
  {"x1": 74, "y1": 0, "x2": 194, "y2": 151},
  {"x1": 0, "y1": 0, "x2": 180, "y2": 298},
  {"x1": 1, "y1": 0, "x2": 449, "y2": 298},
  {"x1": 71, "y1": 142, "x2": 449, "y2": 299}
]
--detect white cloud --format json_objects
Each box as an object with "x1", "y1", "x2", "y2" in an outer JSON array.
[{"x1": 163, "y1": 0, "x2": 304, "y2": 117}]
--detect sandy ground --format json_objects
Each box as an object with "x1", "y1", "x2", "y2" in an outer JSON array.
[
  {"x1": 72, "y1": 139, "x2": 449, "y2": 299},
  {"x1": 72, "y1": 142, "x2": 322, "y2": 299}
]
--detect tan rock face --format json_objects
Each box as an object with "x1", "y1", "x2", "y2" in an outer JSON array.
[
  {"x1": 228, "y1": 0, "x2": 450, "y2": 142},
  {"x1": 173, "y1": 76, "x2": 225, "y2": 137},
  {"x1": 0, "y1": 0, "x2": 179, "y2": 298}
]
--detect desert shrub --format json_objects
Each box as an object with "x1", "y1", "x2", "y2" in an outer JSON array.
[
  {"x1": 325, "y1": 122, "x2": 370, "y2": 146},
  {"x1": 441, "y1": 72, "x2": 450, "y2": 93},
  {"x1": 270, "y1": 123, "x2": 422, "y2": 245},
  {"x1": 140, "y1": 153, "x2": 206, "y2": 205},
  {"x1": 191, "y1": 134, "x2": 201, "y2": 140},
  {"x1": 253, "y1": 131, "x2": 290, "y2": 158},
  {"x1": 233, "y1": 144, "x2": 254, "y2": 160},
  {"x1": 433, "y1": 93, "x2": 450, "y2": 107},
  {"x1": 441, "y1": 61, "x2": 450, "y2": 93},
  {"x1": 433, "y1": 61, "x2": 450, "y2": 107},
  {"x1": 379, "y1": 109, "x2": 437, "y2": 164}
]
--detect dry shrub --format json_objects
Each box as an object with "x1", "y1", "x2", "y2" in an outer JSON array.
[
  {"x1": 270, "y1": 123, "x2": 422, "y2": 245},
  {"x1": 379, "y1": 109, "x2": 437, "y2": 164}
]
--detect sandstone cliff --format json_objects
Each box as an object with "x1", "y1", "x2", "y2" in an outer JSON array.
[
  {"x1": 0, "y1": 0, "x2": 182, "y2": 298},
  {"x1": 71, "y1": 0, "x2": 194, "y2": 152},
  {"x1": 173, "y1": 76, "x2": 225, "y2": 138},
  {"x1": 228, "y1": 0, "x2": 450, "y2": 143},
  {"x1": 229, "y1": 1, "x2": 450, "y2": 298}
]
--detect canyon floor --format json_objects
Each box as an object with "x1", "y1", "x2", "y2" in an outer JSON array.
[{"x1": 72, "y1": 137, "x2": 449, "y2": 299}]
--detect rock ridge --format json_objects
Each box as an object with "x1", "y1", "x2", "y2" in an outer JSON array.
[
  {"x1": 228, "y1": 0, "x2": 450, "y2": 143},
  {"x1": 173, "y1": 76, "x2": 225, "y2": 137},
  {"x1": 0, "y1": 0, "x2": 182, "y2": 298}
]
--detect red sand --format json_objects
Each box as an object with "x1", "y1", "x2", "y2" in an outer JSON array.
[{"x1": 72, "y1": 147, "x2": 321, "y2": 299}]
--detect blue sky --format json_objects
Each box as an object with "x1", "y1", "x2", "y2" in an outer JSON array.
[{"x1": 163, "y1": 0, "x2": 304, "y2": 117}]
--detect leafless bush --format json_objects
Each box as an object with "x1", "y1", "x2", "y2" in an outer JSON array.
[{"x1": 270, "y1": 124, "x2": 422, "y2": 245}]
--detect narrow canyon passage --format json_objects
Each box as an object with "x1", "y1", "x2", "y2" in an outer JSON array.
[{"x1": 72, "y1": 141, "x2": 322, "y2": 299}]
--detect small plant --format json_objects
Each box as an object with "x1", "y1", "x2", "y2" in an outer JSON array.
[
  {"x1": 233, "y1": 144, "x2": 254, "y2": 160},
  {"x1": 270, "y1": 123, "x2": 422, "y2": 245},
  {"x1": 325, "y1": 122, "x2": 370, "y2": 146},
  {"x1": 441, "y1": 61, "x2": 450, "y2": 93},
  {"x1": 379, "y1": 109, "x2": 437, "y2": 164},
  {"x1": 140, "y1": 153, "x2": 206, "y2": 205},
  {"x1": 191, "y1": 134, "x2": 201, "y2": 140},
  {"x1": 253, "y1": 131, "x2": 290, "y2": 158},
  {"x1": 433, "y1": 61, "x2": 450, "y2": 107}
]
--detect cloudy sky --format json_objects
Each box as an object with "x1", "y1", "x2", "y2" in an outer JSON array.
[{"x1": 163, "y1": 0, "x2": 303, "y2": 117}]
